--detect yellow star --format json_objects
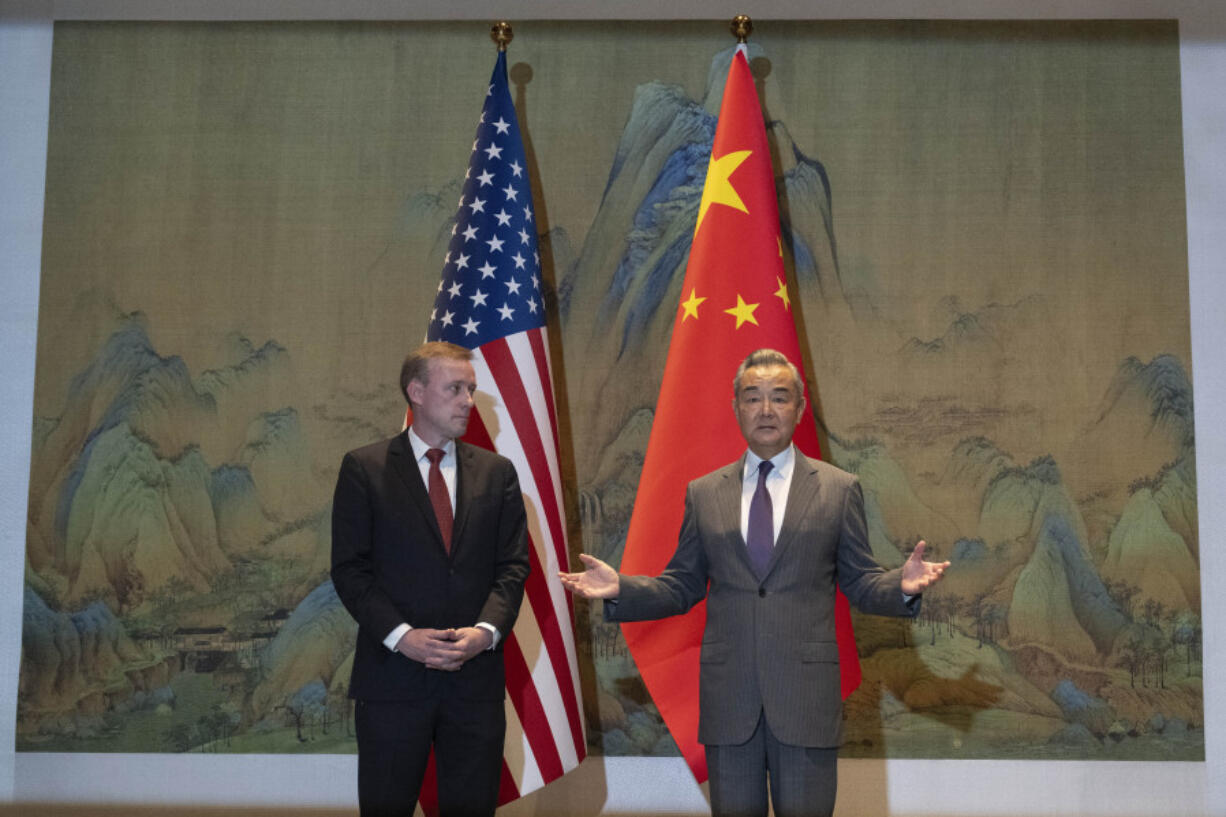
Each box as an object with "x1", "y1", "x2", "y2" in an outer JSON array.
[
  {"x1": 680, "y1": 288, "x2": 707, "y2": 321},
  {"x1": 774, "y1": 277, "x2": 791, "y2": 310},
  {"x1": 696, "y1": 150, "x2": 752, "y2": 232},
  {"x1": 724, "y1": 294, "x2": 760, "y2": 329}
]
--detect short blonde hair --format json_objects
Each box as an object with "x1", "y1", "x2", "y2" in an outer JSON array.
[{"x1": 400, "y1": 342, "x2": 473, "y2": 406}]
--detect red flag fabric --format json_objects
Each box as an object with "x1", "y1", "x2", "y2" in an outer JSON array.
[
  {"x1": 619, "y1": 47, "x2": 861, "y2": 782},
  {"x1": 416, "y1": 50, "x2": 585, "y2": 808}
]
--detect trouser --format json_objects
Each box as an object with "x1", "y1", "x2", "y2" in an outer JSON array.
[
  {"x1": 355, "y1": 694, "x2": 505, "y2": 817},
  {"x1": 705, "y1": 710, "x2": 839, "y2": 817}
]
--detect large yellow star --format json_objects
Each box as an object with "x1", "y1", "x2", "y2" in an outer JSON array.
[
  {"x1": 681, "y1": 288, "x2": 706, "y2": 321},
  {"x1": 696, "y1": 150, "x2": 752, "y2": 232},
  {"x1": 724, "y1": 294, "x2": 760, "y2": 329},
  {"x1": 774, "y1": 277, "x2": 791, "y2": 311}
]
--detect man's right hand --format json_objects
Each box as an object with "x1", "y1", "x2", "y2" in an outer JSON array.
[
  {"x1": 558, "y1": 553, "x2": 620, "y2": 599},
  {"x1": 395, "y1": 628, "x2": 467, "y2": 671}
]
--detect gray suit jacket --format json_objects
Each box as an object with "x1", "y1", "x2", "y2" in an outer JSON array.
[{"x1": 606, "y1": 449, "x2": 916, "y2": 747}]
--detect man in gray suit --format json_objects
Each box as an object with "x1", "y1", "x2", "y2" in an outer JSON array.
[{"x1": 560, "y1": 348, "x2": 948, "y2": 817}]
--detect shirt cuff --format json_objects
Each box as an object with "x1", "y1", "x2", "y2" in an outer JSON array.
[
  {"x1": 384, "y1": 623, "x2": 411, "y2": 651},
  {"x1": 476, "y1": 621, "x2": 500, "y2": 650}
]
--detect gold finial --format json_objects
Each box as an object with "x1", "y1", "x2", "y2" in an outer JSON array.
[
  {"x1": 491, "y1": 21, "x2": 513, "y2": 52},
  {"x1": 730, "y1": 15, "x2": 752, "y2": 43}
]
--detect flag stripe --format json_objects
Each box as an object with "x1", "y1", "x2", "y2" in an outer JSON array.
[
  {"x1": 497, "y1": 758, "x2": 521, "y2": 806},
  {"x1": 512, "y1": 567, "x2": 579, "y2": 773},
  {"x1": 510, "y1": 576, "x2": 581, "y2": 769},
  {"x1": 528, "y1": 327, "x2": 563, "y2": 479},
  {"x1": 468, "y1": 351, "x2": 585, "y2": 772},
  {"x1": 501, "y1": 696, "x2": 529, "y2": 793},
  {"x1": 502, "y1": 332, "x2": 568, "y2": 570},
  {"x1": 503, "y1": 630, "x2": 565, "y2": 782},
  {"x1": 485, "y1": 337, "x2": 568, "y2": 576},
  {"x1": 526, "y1": 329, "x2": 579, "y2": 621},
  {"x1": 461, "y1": 398, "x2": 578, "y2": 791},
  {"x1": 503, "y1": 671, "x2": 544, "y2": 795},
  {"x1": 481, "y1": 338, "x2": 587, "y2": 760}
]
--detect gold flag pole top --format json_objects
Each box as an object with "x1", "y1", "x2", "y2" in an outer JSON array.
[
  {"x1": 730, "y1": 14, "x2": 752, "y2": 43},
  {"x1": 491, "y1": 21, "x2": 513, "y2": 52}
]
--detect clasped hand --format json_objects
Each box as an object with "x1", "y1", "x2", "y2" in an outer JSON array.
[{"x1": 395, "y1": 627, "x2": 491, "y2": 671}]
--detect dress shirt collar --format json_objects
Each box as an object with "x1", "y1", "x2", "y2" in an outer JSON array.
[
  {"x1": 743, "y1": 444, "x2": 795, "y2": 484},
  {"x1": 407, "y1": 426, "x2": 457, "y2": 463}
]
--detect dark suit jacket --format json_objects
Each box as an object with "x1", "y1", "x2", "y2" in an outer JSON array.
[
  {"x1": 606, "y1": 449, "x2": 917, "y2": 747},
  {"x1": 331, "y1": 431, "x2": 530, "y2": 702}
]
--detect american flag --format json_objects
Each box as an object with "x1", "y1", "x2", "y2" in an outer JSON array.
[{"x1": 422, "y1": 50, "x2": 585, "y2": 806}]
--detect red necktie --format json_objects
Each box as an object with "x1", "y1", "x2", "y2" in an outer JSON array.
[{"x1": 425, "y1": 448, "x2": 453, "y2": 552}]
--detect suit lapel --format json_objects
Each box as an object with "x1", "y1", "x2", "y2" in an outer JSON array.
[
  {"x1": 763, "y1": 448, "x2": 820, "y2": 579},
  {"x1": 451, "y1": 441, "x2": 476, "y2": 555},
  {"x1": 389, "y1": 430, "x2": 449, "y2": 555},
  {"x1": 716, "y1": 455, "x2": 759, "y2": 576}
]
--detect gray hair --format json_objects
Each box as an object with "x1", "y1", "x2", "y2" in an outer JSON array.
[{"x1": 733, "y1": 348, "x2": 804, "y2": 400}]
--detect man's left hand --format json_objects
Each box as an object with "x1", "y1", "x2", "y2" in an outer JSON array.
[
  {"x1": 439, "y1": 626, "x2": 493, "y2": 669},
  {"x1": 900, "y1": 540, "x2": 950, "y2": 596}
]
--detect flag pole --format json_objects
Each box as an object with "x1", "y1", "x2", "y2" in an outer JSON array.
[
  {"x1": 490, "y1": 20, "x2": 513, "y2": 51},
  {"x1": 730, "y1": 14, "x2": 752, "y2": 43}
]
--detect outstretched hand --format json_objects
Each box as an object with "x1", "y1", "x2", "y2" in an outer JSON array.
[
  {"x1": 900, "y1": 540, "x2": 950, "y2": 596},
  {"x1": 558, "y1": 553, "x2": 621, "y2": 600}
]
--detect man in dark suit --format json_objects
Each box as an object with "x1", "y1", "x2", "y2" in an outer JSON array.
[
  {"x1": 561, "y1": 348, "x2": 948, "y2": 817},
  {"x1": 332, "y1": 341, "x2": 530, "y2": 817}
]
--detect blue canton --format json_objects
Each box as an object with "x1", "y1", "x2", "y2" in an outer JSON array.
[{"x1": 427, "y1": 51, "x2": 544, "y2": 348}]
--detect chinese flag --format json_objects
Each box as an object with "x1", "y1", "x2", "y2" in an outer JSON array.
[{"x1": 619, "y1": 47, "x2": 861, "y2": 782}]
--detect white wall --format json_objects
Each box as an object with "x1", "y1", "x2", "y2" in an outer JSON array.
[{"x1": 2, "y1": 2, "x2": 1223, "y2": 815}]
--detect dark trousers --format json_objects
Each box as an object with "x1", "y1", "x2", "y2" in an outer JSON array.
[
  {"x1": 355, "y1": 694, "x2": 505, "y2": 817},
  {"x1": 705, "y1": 710, "x2": 839, "y2": 817}
]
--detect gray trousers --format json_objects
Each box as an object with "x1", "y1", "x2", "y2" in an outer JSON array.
[{"x1": 705, "y1": 710, "x2": 838, "y2": 817}]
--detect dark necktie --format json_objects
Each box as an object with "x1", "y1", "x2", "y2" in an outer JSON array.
[
  {"x1": 425, "y1": 448, "x2": 453, "y2": 552},
  {"x1": 747, "y1": 460, "x2": 774, "y2": 576}
]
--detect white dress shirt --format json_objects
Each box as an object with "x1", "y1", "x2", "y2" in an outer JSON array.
[
  {"x1": 407, "y1": 426, "x2": 457, "y2": 508},
  {"x1": 740, "y1": 445, "x2": 795, "y2": 547},
  {"x1": 383, "y1": 427, "x2": 499, "y2": 652}
]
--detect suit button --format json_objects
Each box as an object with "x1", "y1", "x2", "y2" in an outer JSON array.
[{"x1": 758, "y1": 588, "x2": 766, "y2": 598}]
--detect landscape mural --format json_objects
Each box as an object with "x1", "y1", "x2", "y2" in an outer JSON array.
[{"x1": 20, "y1": 19, "x2": 1200, "y2": 761}]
